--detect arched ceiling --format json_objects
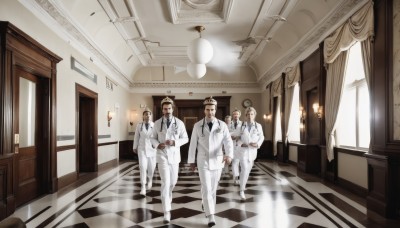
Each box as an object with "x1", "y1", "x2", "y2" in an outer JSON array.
[{"x1": 22, "y1": 0, "x2": 368, "y2": 91}]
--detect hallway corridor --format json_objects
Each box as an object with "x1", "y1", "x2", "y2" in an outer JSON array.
[{"x1": 10, "y1": 161, "x2": 399, "y2": 228}]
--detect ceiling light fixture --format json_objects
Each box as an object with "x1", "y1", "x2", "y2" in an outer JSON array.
[{"x1": 187, "y1": 25, "x2": 213, "y2": 79}]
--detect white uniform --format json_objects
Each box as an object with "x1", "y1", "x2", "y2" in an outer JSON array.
[
  {"x1": 235, "y1": 122, "x2": 264, "y2": 191},
  {"x1": 150, "y1": 116, "x2": 188, "y2": 213},
  {"x1": 230, "y1": 120, "x2": 242, "y2": 178},
  {"x1": 188, "y1": 119, "x2": 233, "y2": 216},
  {"x1": 133, "y1": 122, "x2": 156, "y2": 188}
]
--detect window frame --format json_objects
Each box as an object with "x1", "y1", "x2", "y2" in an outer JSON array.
[{"x1": 336, "y1": 42, "x2": 370, "y2": 151}]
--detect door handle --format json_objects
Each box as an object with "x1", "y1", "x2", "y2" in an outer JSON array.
[{"x1": 15, "y1": 134, "x2": 19, "y2": 154}]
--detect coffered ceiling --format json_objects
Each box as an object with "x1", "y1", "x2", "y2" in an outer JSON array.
[{"x1": 21, "y1": 0, "x2": 368, "y2": 91}]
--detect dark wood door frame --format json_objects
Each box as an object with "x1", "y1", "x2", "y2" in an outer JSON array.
[
  {"x1": 75, "y1": 84, "x2": 98, "y2": 174},
  {"x1": 0, "y1": 21, "x2": 61, "y2": 220}
]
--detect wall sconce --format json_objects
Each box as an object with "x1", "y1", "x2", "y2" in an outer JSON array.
[
  {"x1": 299, "y1": 107, "x2": 306, "y2": 122},
  {"x1": 129, "y1": 110, "x2": 138, "y2": 127},
  {"x1": 107, "y1": 111, "x2": 114, "y2": 127},
  {"x1": 263, "y1": 113, "x2": 272, "y2": 121},
  {"x1": 312, "y1": 103, "x2": 323, "y2": 119}
]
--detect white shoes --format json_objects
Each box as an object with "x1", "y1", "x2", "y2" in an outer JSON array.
[
  {"x1": 208, "y1": 214, "x2": 216, "y2": 227},
  {"x1": 163, "y1": 211, "x2": 171, "y2": 223},
  {"x1": 240, "y1": 191, "x2": 246, "y2": 200},
  {"x1": 233, "y1": 177, "x2": 240, "y2": 186},
  {"x1": 140, "y1": 187, "x2": 146, "y2": 196},
  {"x1": 147, "y1": 180, "x2": 152, "y2": 190}
]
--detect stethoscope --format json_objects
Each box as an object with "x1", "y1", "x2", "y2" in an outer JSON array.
[
  {"x1": 240, "y1": 122, "x2": 259, "y2": 133},
  {"x1": 160, "y1": 116, "x2": 177, "y2": 132},
  {"x1": 201, "y1": 118, "x2": 221, "y2": 137}
]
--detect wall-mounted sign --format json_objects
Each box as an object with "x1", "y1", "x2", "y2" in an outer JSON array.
[{"x1": 71, "y1": 57, "x2": 97, "y2": 84}]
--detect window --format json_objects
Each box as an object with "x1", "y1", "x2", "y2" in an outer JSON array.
[
  {"x1": 288, "y1": 83, "x2": 301, "y2": 142},
  {"x1": 336, "y1": 42, "x2": 370, "y2": 150}
]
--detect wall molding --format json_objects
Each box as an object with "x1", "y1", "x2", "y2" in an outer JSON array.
[
  {"x1": 98, "y1": 159, "x2": 118, "y2": 171},
  {"x1": 337, "y1": 176, "x2": 368, "y2": 198},
  {"x1": 56, "y1": 145, "x2": 76, "y2": 152},
  {"x1": 98, "y1": 141, "x2": 118, "y2": 147},
  {"x1": 57, "y1": 171, "x2": 77, "y2": 190}
]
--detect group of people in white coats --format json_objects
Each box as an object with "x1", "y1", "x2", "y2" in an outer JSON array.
[{"x1": 132, "y1": 96, "x2": 264, "y2": 227}]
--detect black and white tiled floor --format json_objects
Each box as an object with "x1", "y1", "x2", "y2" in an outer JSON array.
[{"x1": 10, "y1": 161, "x2": 394, "y2": 227}]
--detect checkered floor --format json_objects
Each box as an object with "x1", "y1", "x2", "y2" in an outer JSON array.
[{"x1": 12, "y1": 161, "x2": 370, "y2": 227}]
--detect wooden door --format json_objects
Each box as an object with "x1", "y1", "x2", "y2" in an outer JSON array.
[
  {"x1": 79, "y1": 96, "x2": 96, "y2": 172},
  {"x1": 14, "y1": 69, "x2": 42, "y2": 206},
  {"x1": 76, "y1": 84, "x2": 98, "y2": 174}
]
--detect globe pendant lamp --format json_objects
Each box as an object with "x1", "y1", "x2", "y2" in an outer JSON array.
[
  {"x1": 187, "y1": 26, "x2": 213, "y2": 64},
  {"x1": 187, "y1": 62, "x2": 206, "y2": 79}
]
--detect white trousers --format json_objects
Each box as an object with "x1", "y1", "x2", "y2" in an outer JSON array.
[
  {"x1": 232, "y1": 158, "x2": 240, "y2": 177},
  {"x1": 223, "y1": 162, "x2": 230, "y2": 174},
  {"x1": 138, "y1": 153, "x2": 156, "y2": 187},
  {"x1": 239, "y1": 159, "x2": 254, "y2": 191},
  {"x1": 157, "y1": 161, "x2": 179, "y2": 213},
  {"x1": 198, "y1": 164, "x2": 222, "y2": 216}
]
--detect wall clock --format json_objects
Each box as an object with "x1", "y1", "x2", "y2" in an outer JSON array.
[{"x1": 242, "y1": 98, "x2": 253, "y2": 108}]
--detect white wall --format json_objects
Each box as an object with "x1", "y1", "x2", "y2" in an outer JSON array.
[
  {"x1": 1, "y1": 0, "x2": 132, "y2": 178},
  {"x1": 338, "y1": 153, "x2": 368, "y2": 189},
  {"x1": 288, "y1": 145, "x2": 298, "y2": 163}
]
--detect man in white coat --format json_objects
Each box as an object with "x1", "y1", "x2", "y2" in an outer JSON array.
[
  {"x1": 150, "y1": 97, "x2": 188, "y2": 223},
  {"x1": 235, "y1": 107, "x2": 264, "y2": 200},
  {"x1": 230, "y1": 108, "x2": 242, "y2": 185},
  {"x1": 222, "y1": 115, "x2": 232, "y2": 175},
  {"x1": 188, "y1": 97, "x2": 233, "y2": 227},
  {"x1": 133, "y1": 107, "x2": 156, "y2": 196}
]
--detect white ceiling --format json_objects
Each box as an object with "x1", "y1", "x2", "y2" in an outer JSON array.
[{"x1": 22, "y1": 0, "x2": 368, "y2": 90}]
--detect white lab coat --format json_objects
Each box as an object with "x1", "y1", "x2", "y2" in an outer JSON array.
[
  {"x1": 188, "y1": 118, "x2": 233, "y2": 216},
  {"x1": 133, "y1": 121, "x2": 156, "y2": 187},
  {"x1": 230, "y1": 120, "x2": 242, "y2": 178},
  {"x1": 235, "y1": 121, "x2": 264, "y2": 191},
  {"x1": 133, "y1": 122, "x2": 156, "y2": 157},
  {"x1": 235, "y1": 122, "x2": 264, "y2": 161},
  {"x1": 150, "y1": 116, "x2": 188, "y2": 213},
  {"x1": 188, "y1": 119, "x2": 233, "y2": 169},
  {"x1": 230, "y1": 120, "x2": 242, "y2": 158},
  {"x1": 150, "y1": 117, "x2": 189, "y2": 164}
]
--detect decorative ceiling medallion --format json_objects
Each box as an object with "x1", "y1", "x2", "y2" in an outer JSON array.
[{"x1": 168, "y1": 0, "x2": 233, "y2": 24}]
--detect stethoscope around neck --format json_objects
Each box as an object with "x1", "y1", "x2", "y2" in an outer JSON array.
[
  {"x1": 160, "y1": 116, "x2": 176, "y2": 132},
  {"x1": 201, "y1": 118, "x2": 221, "y2": 137},
  {"x1": 241, "y1": 121, "x2": 259, "y2": 133}
]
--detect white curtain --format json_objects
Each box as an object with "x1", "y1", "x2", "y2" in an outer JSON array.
[
  {"x1": 325, "y1": 51, "x2": 349, "y2": 161},
  {"x1": 323, "y1": 1, "x2": 374, "y2": 161},
  {"x1": 284, "y1": 64, "x2": 301, "y2": 144},
  {"x1": 361, "y1": 37, "x2": 372, "y2": 89},
  {"x1": 272, "y1": 77, "x2": 283, "y2": 156},
  {"x1": 324, "y1": 1, "x2": 374, "y2": 63},
  {"x1": 273, "y1": 96, "x2": 282, "y2": 156}
]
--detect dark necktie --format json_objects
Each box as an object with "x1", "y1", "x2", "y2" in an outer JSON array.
[
  {"x1": 166, "y1": 119, "x2": 171, "y2": 128},
  {"x1": 145, "y1": 123, "x2": 149, "y2": 130},
  {"x1": 234, "y1": 122, "x2": 237, "y2": 129},
  {"x1": 208, "y1": 122, "x2": 213, "y2": 131}
]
